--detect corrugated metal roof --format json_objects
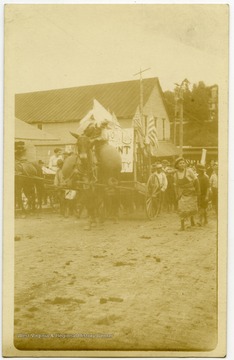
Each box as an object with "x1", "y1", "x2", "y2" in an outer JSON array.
[{"x1": 15, "y1": 78, "x2": 159, "y2": 124}]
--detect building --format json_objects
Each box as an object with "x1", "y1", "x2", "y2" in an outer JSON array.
[
  {"x1": 15, "y1": 117, "x2": 68, "y2": 164},
  {"x1": 15, "y1": 78, "x2": 179, "y2": 177},
  {"x1": 16, "y1": 78, "x2": 175, "y2": 143}
]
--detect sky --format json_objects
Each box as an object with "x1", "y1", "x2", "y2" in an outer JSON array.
[{"x1": 5, "y1": 4, "x2": 229, "y2": 94}]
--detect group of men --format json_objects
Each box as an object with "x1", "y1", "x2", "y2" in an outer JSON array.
[{"x1": 148, "y1": 158, "x2": 218, "y2": 226}]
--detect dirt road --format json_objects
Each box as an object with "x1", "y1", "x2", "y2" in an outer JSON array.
[{"x1": 14, "y1": 209, "x2": 217, "y2": 351}]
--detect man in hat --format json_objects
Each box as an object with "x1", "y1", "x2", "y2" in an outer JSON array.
[
  {"x1": 210, "y1": 164, "x2": 218, "y2": 215},
  {"x1": 15, "y1": 141, "x2": 26, "y2": 160},
  {"x1": 162, "y1": 159, "x2": 170, "y2": 173},
  {"x1": 206, "y1": 159, "x2": 215, "y2": 178},
  {"x1": 197, "y1": 163, "x2": 210, "y2": 226},
  {"x1": 164, "y1": 166, "x2": 176, "y2": 213},
  {"x1": 174, "y1": 157, "x2": 200, "y2": 230},
  {"x1": 147, "y1": 162, "x2": 168, "y2": 214}
]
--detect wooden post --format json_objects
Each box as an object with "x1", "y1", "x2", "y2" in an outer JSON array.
[
  {"x1": 174, "y1": 97, "x2": 177, "y2": 145},
  {"x1": 179, "y1": 98, "x2": 183, "y2": 157},
  {"x1": 133, "y1": 129, "x2": 138, "y2": 183}
]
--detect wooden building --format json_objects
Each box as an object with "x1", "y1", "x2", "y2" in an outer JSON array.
[
  {"x1": 15, "y1": 77, "x2": 178, "y2": 157},
  {"x1": 15, "y1": 117, "x2": 71, "y2": 164}
]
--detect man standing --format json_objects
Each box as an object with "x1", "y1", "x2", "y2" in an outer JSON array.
[
  {"x1": 206, "y1": 159, "x2": 215, "y2": 177},
  {"x1": 210, "y1": 164, "x2": 218, "y2": 215},
  {"x1": 197, "y1": 164, "x2": 210, "y2": 226},
  {"x1": 49, "y1": 148, "x2": 63, "y2": 172},
  {"x1": 54, "y1": 159, "x2": 66, "y2": 216},
  {"x1": 162, "y1": 159, "x2": 170, "y2": 173},
  {"x1": 147, "y1": 163, "x2": 168, "y2": 214}
]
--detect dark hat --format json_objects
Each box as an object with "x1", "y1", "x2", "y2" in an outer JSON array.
[
  {"x1": 174, "y1": 157, "x2": 184, "y2": 169},
  {"x1": 162, "y1": 159, "x2": 170, "y2": 165},
  {"x1": 151, "y1": 162, "x2": 162, "y2": 170},
  {"x1": 54, "y1": 148, "x2": 62, "y2": 153}
]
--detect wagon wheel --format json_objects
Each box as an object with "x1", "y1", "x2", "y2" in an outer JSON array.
[{"x1": 145, "y1": 192, "x2": 161, "y2": 220}]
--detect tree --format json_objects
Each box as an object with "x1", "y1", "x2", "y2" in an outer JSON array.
[{"x1": 163, "y1": 81, "x2": 218, "y2": 146}]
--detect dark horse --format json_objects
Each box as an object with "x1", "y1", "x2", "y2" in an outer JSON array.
[
  {"x1": 62, "y1": 134, "x2": 122, "y2": 229},
  {"x1": 15, "y1": 159, "x2": 44, "y2": 212}
]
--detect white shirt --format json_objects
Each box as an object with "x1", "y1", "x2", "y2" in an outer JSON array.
[
  {"x1": 49, "y1": 154, "x2": 63, "y2": 171},
  {"x1": 210, "y1": 173, "x2": 218, "y2": 189},
  {"x1": 155, "y1": 171, "x2": 168, "y2": 192}
]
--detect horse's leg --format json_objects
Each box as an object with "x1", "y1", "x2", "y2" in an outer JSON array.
[
  {"x1": 112, "y1": 191, "x2": 120, "y2": 223},
  {"x1": 97, "y1": 189, "x2": 105, "y2": 224},
  {"x1": 83, "y1": 191, "x2": 94, "y2": 230},
  {"x1": 36, "y1": 184, "x2": 43, "y2": 210},
  {"x1": 15, "y1": 183, "x2": 25, "y2": 214},
  {"x1": 29, "y1": 185, "x2": 36, "y2": 211}
]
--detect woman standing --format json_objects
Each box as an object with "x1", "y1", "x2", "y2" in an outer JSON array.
[{"x1": 174, "y1": 157, "x2": 200, "y2": 231}]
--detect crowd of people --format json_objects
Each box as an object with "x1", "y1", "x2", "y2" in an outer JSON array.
[
  {"x1": 48, "y1": 150, "x2": 218, "y2": 229},
  {"x1": 15, "y1": 143, "x2": 218, "y2": 229},
  {"x1": 148, "y1": 158, "x2": 218, "y2": 230}
]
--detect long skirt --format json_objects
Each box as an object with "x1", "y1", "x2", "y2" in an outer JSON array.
[{"x1": 178, "y1": 194, "x2": 198, "y2": 219}]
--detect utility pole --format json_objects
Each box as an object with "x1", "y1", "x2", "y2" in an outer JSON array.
[
  {"x1": 179, "y1": 95, "x2": 184, "y2": 157},
  {"x1": 133, "y1": 67, "x2": 151, "y2": 130},
  {"x1": 174, "y1": 79, "x2": 189, "y2": 156},
  {"x1": 174, "y1": 87, "x2": 179, "y2": 146},
  {"x1": 133, "y1": 68, "x2": 151, "y2": 181}
]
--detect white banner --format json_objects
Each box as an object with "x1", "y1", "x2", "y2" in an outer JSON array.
[
  {"x1": 107, "y1": 127, "x2": 134, "y2": 173},
  {"x1": 201, "y1": 148, "x2": 207, "y2": 165}
]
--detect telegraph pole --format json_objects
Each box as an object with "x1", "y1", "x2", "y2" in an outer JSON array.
[
  {"x1": 174, "y1": 87, "x2": 179, "y2": 146},
  {"x1": 179, "y1": 91, "x2": 184, "y2": 157},
  {"x1": 133, "y1": 67, "x2": 151, "y2": 128},
  {"x1": 174, "y1": 79, "x2": 189, "y2": 157},
  {"x1": 133, "y1": 67, "x2": 151, "y2": 180}
]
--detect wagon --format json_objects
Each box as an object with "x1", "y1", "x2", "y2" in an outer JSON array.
[
  {"x1": 117, "y1": 177, "x2": 162, "y2": 221},
  {"x1": 106, "y1": 126, "x2": 162, "y2": 220},
  {"x1": 15, "y1": 130, "x2": 162, "y2": 219}
]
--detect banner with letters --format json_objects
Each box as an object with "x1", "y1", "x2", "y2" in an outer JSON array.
[{"x1": 107, "y1": 127, "x2": 134, "y2": 173}]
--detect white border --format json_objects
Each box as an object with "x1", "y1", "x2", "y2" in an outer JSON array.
[{"x1": 1, "y1": 1, "x2": 233, "y2": 360}]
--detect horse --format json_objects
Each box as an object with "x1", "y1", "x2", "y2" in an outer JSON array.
[
  {"x1": 15, "y1": 160, "x2": 44, "y2": 213},
  {"x1": 62, "y1": 134, "x2": 122, "y2": 228}
]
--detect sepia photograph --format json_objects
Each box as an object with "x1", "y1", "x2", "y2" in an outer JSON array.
[{"x1": 3, "y1": 3, "x2": 229, "y2": 357}]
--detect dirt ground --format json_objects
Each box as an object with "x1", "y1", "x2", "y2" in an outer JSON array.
[{"x1": 14, "y1": 208, "x2": 218, "y2": 352}]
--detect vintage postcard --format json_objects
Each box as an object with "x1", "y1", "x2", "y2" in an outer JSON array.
[{"x1": 3, "y1": 3, "x2": 229, "y2": 357}]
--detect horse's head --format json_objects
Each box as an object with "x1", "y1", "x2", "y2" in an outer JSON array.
[{"x1": 70, "y1": 132, "x2": 92, "y2": 162}]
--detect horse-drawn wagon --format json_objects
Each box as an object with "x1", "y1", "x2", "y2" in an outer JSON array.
[
  {"x1": 56, "y1": 118, "x2": 162, "y2": 222},
  {"x1": 14, "y1": 106, "x2": 162, "y2": 221}
]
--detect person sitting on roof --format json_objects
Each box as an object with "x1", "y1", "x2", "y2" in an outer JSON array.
[{"x1": 84, "y1": 121, "x2": 109, "y2": 143}]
